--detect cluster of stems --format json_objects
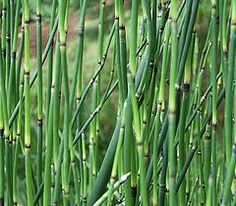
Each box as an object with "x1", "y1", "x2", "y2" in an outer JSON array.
[{"x1": 0, "y1": 0, "x2": 236, "y2": 205}]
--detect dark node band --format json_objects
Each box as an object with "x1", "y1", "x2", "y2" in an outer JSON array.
[
  {"x1": 233, "y1": 144, "x2": 236, "y2": 154},
  {"x1": 6, "y1": 33, "x2": 11, "y2": 41},
  {"x1": 0, "y1": 129, "x2": 4, "y2": 136},
  {"x1": 36, "y1": 14, "x2": 42, "y2": 22},
  {"x1": 24, "y1": 71, "x2": 30, "y2": 75},
  {"x1": 119, "y1": 25, "x2": 125, "y2": 30},
  {"x1": 12, "y1": 51, "x2": 17, "y2": 60},
  {"x1": 78, "y1": 27, "x2": 84, "y2": 37},
  {"x1": 232, "y1": 20, "x2": 236, "y2": 26},
  {"x1": 197, "y1": 108, "x2": 202, "y2": 113},
  {"x1": 212, "y1": 123, "x2": 217, "y2": 129},
  {"x1": 205, "y1": 134, "x2": 211, "y2": 140},
  {"x1": 144, "y1": 154, "x2": 149, "y2": 159},
  {"x1": 120, "y1": 125, "x2": 125, "y2": 130},
  {"x1": 25, "y1": 144, "x2": 31, "y2": 149},
  {"x1": 182, "y1": 83, "x2": 190, "y2": 92},
  {"x1": 37, "y1": 118, "x2": 43, "y2": 126},
  {"x1": 211, "y1": 4, "x2": 216, "y2": 9},
  {"x1": 4, "y1": 134, "x2": 9, "y2": 140},
  {"x1": 136, "y1": 141, "x2": 143, "y2": 146},
  {"x1": 2, "y1": 49, "x2": 6, "y2": 58},
  {"x1": 216, "y1": 16, "x2": 220, "y2": 24},
  {"x1": 131, "y1": 186, "x2": 137, "y2": 197},
  {"x1": 24, "y1": 20, "x2": 30, "y2": 25},
  {"x1": 60, "y1": 42, "x2": 66, "y2": 46}
]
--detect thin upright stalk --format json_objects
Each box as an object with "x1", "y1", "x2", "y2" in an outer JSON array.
[
  {"x1": 224, "y1": 0, "x2": 236, "y2": 165},
  {"x1": 168, "y1": 0, "x2": 178, "y2": 205},
  {"x1": 24, "y1": 0, "x2": 34, "y2": 204},
  {"x1": 36, "y1": 0, "x2": 43, "y2": 202},
  {"x1": 209, "y1": 0, "x2": 218, "y2": 204}
]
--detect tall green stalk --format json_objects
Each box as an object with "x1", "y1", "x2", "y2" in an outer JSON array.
[
  {"x1": 168, "y1": 0, "x2": 178, "y2": 205},
  {"x1": 24, "y1": 0, "x2": 34, "y2": 205},
  {"x1": 224, "y1": 0, "x2": 236, "y2": 166},
  {"x1": 36, "y1": 1, "x2": 43, "y2": 203},
  {"x1": 209, "y1": 0, "x2": 218, "y2": 205}
]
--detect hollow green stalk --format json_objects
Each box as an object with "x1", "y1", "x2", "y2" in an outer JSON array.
[
  {"x1": 24, "y1": 0, "x2": 34, "y2": 205},
  {"x1": 168, "y1": 0, "x2": 178, "y2": 204},
  {"x1": 58, "y1": 1, "x2": 71, "y2": 204},
  {"x1": 36, "y1": 0, "x2": 43, "y2": 203},
  {"x1": 224, "y1": 0, "x2": 236, "y2": 165}
]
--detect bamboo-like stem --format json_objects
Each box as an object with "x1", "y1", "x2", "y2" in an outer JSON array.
[
  {"x1": 0, "y1": 41, "x2": 5, "y2": 205},
  {"x1": 126, "y1": 2, "x2": 139, "y2": 204},
  {"x1": 90, "y1": 1, "x2": 106, "y2": 188},
  {"x1": 45, "y1": 0, "x2": 57, "y2": 124},
  {"x1": 224, "y1": 0, "x2": 236, "y2": 166},
  {"x1": 168, "y1": 0, "x2": 178, "y2": 204},
  {"x1": 222, "y1": 144, "x2": 236, "y2": 205},
  {"x1": 58, "y1": 1, "x2": 71, "y2": 205},
  {"x1": 36, "y1": 1, "x2": 43, "y2": 204},
  {"x1": 209, "y1": 0, "x2": 218, "y2": 204},
  {"x1": 51, "y1": 39, "x2": 62, "y2": 206},
  {"x1": 24, "y1": 0, "x2": 34, "y2": 205},
  {"x1": 13, "y1": 68, "x2": 24, "y2": 206}
]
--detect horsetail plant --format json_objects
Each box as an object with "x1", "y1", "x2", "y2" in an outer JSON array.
[
  {"x1": 0, "y1": 0, "x2": 235, "y2": 205},
  {"x1": 24, "y1": 0, "x2": 34, "y2": 205}
]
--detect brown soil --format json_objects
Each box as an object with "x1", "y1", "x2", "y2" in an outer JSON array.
[
  {"x1": 28, "y1": 1, "x2": 120, "y2": 57},
  {"x1": 29, "y1": 13, "x2": 79, "y2": 56}
]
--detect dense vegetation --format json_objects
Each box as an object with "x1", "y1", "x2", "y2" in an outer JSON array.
[{"x1": 0, "y1": 0, "x2": 235, "y2": 205}]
